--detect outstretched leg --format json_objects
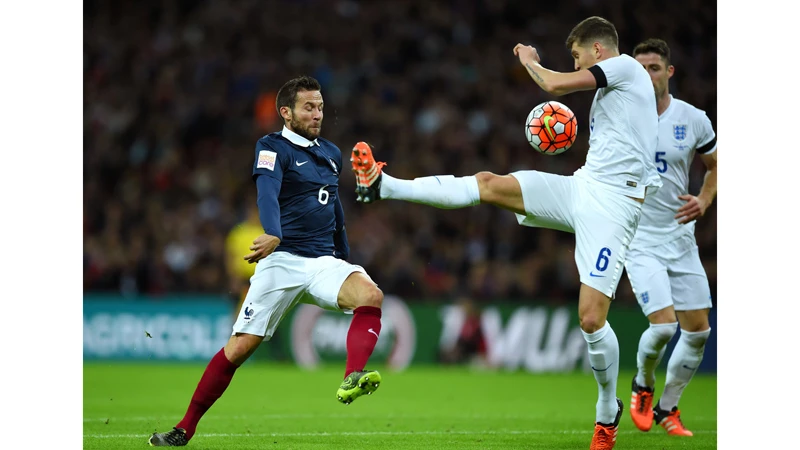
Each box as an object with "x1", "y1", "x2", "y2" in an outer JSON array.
[{"x1": 351, "y1": 141, "x2": 525, "y2": 214}]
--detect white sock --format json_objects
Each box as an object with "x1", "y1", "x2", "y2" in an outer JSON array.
[
  {"x1": 380, "y1": 173, "x2": 480, "y2": 209},
  {"x1": 659, "y1": 328, "x2": 710, "y2": 410},
  {"x1": 582, "y1": 322, "x2": 620, "y2": 424},
  {"x1": 635, "y1": 322, "x2": 678, "y2": 388}
]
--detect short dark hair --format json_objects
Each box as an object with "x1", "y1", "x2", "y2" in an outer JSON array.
[
  {"x1": 565, "y1": 16, "x2": 619, "y2": 51},
  {"x1": 276, "y1": 75, "x2": 322, "y2": 115},
  {"x1": 633, "y1": 38, "x2": 671, "y2": 65}
]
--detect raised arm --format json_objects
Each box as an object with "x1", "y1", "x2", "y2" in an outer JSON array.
[{"x1": 514, "y1": 44, "x2": 598, "y2": 96}]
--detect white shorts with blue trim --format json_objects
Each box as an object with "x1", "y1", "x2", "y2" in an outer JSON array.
[
  {"x1": 625, "y1": 232, "x2": 712, "y2": 316},
  {"x1": 232, "y1": 251, "x2": 370, "y2": 340},
  {"x1": 510, "y1": 170, "x2": 642, "y2": 298}
]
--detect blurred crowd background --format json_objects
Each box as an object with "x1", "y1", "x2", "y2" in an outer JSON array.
[{"x1": 83, "y1": 0, "x2": 717, "y2": 307}]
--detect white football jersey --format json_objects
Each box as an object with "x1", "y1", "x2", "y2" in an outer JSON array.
[
  {"x1": 574, "y1": 54, "x2": 662, "y2": 199},
  {"x1": 630, "y1": 95, "x2": 717, "y2": 249}
]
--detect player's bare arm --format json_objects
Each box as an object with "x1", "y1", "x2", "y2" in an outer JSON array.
[
  {"x1": 514, "y1": 43, "x2": 597, "y2": 96},
  {"x1": 244, "y1": 233, "x2": 281, "y2": 264},
  {"x1": 676, "y1": 151, "x2": 717, "y2": 224}
]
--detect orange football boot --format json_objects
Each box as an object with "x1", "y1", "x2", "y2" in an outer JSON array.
[
  {"x1": 630, "y1": 376, "x2": 655, "y2": 431},
  {"x1": 590, "y1": 398, "x2": 623, "y2": 450},
  {"x1": 350, "y1": 141, "x2": 386, "y2": 203},
  {"x1": 653, "y1": 402, "x2": 693, "y2": 436}
]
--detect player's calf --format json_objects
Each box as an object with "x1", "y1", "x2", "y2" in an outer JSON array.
[{"x1": 224, "y1": 333, "x2": 264, "y2": 365}]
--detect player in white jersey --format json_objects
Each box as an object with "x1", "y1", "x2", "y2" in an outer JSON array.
[
  {"x1": 625, "y1": 39, "x2": 717, "y2": 437},
  {"x1": 351, "y1": 16, "x2": 661, "y2": 450}
]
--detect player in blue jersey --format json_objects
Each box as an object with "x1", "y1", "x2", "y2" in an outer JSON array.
[{"x1": 149, "y1": 76, "x2": 384, "y2": 447}]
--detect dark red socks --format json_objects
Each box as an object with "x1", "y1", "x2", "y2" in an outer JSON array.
[
  {"x1": 344, "y1": 306, "x2": 382, "y2": 377},
  {"x1": 176, "y1": 348, "x2": 240, "y2": 440}
]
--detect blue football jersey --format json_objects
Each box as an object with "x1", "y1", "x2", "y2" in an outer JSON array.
[{"x1": 252, "y1": 131, "x2": 344, "y2": 258}]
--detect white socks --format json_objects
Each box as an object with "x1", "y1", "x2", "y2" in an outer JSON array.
[
  {"x1": 380, "y1": 173, "x2": 481, "y2": 209},
  {"x1": 660, "y1": 328, "x2": 710, "y2": 410},
  {"x1": 635, "y1": 322, "x2": 678, "y2": 388},
  {"x1": 582, "y1": 322, "x2": 620, "y2": 424}
]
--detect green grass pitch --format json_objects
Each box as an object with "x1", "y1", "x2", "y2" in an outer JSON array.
[{"x1": 84, "y1": 362, "x2": 716, "y2": 449}]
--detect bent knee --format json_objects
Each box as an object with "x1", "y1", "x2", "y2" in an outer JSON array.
[
  {"x1": 359, "y1": 286, "x2": 383, "y2": 308},
  {"x1": 676, "y1": 309, "x2": 710, "y2": 332},
  {"x1": 681, "y1": 322, "x2": 710, "y2": 333},
  {"x1": 474, "y1": 171, "x2": 524, "y2": 212},
  {"x1": 647, "y1": 307, "x2": 678, "y2": 324},
  {"x1": 474, "y1": 171, "x2": 499, "y2": 186},
  {"x1": 474, "y1": 171, "x2": 499, "y2": 198},
  {"x1": 579, "y1": 315, "x2": 605, "y2": 334}
]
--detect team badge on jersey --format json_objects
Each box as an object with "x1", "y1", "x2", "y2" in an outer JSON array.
[
  {"x1": 672, "y1": 124, "x2": 690, "y2": 151},
  {"x1": 673, "y1": 124, "x2": 687, "y2": 141}
]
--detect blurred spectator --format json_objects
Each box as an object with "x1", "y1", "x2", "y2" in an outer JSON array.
[
  {"x1": 83, "y1": 0, "x2": 716, "y2": 307},
  {"x1": 439, "y1": 296, "x2": 488, "y2": 366}
]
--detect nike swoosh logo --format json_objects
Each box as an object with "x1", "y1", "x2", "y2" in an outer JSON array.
[
  {"x1": 296, "y1": 160, "x2": 308, "y2": 166},
  {"x1": 589, "y1": 272, "x2": 606, "y2": 278},
  {"x1": 543, "y1": 115, "x2": 556, "y2": 140},
  {"x1": 368, "y1": 328, "x2": 379, "y2": 338},
  {"x1": 591, "y1": 363, "x2": 614, "y2": 372},
  {"x1": 682, "y1": 364, "x2": 697, "y2": 371}
]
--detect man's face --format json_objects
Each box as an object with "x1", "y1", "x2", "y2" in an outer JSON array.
[
  {"x1": 286, "y1": 89, "x2": 323, "y2": 141},
  {"x1": 635, "y1": 52, "x2": 673, "y2": 99},
  {"x1": 570, "y1": 42, "x2": 599, "y2": 71}
]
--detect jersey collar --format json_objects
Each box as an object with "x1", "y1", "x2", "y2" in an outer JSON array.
[
  {"x1": 281, "y1": 125, "x2": 320, "y2": 147},
  {"x1": 658, "y1": 94, "x2": 675, "y2": 121}
]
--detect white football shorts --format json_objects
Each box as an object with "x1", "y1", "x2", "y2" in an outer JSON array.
[
  {"x1": 625, "y1": 232, "x2": 712, "y2": 316},
  {"x1": 232, "y1": 251, "x2": 371, "y2": 340},
  {"x1": 510, "y1": 170, "x2": 642, "y2": 298}
]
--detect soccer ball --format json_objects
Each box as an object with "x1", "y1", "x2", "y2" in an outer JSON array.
[{"x1": 525, "y1": 101, "x2": 577, "y2": 155}]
